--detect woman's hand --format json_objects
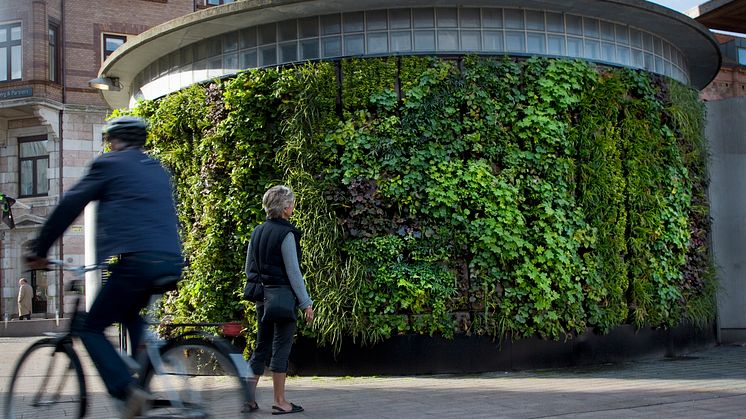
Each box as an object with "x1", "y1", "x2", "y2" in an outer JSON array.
[{"x1": 304, "y1": 306, "x2": 314, "y2": 324}]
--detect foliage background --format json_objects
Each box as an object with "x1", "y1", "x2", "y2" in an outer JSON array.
[{"x1": 129, "y1": 56, "x2": 714, "y2": 353}]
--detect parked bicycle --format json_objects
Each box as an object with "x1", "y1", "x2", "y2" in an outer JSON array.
[{"x1": 4, "y1": 260, "x2": 252, "y2": 418}]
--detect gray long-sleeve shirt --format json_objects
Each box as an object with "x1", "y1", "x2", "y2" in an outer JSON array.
[{"x1": 245, "y1": 232, "x2": 313, "y2": 309}]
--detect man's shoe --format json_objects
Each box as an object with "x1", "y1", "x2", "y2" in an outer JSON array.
[{"x1": 121, "y1": 385, "x2": 152, "y2": 419}]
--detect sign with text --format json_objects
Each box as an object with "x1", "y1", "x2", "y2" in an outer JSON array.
[{"x1": 0, "y1": 87, "x2": 32, "y2": 100}]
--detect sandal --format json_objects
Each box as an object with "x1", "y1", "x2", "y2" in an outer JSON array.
[
  {"x1": 242, "y1": 401, "x2": 259, "y2": 412},
  {"x1": 272, "y1": 403, "x2": 304, "y2": 415}
]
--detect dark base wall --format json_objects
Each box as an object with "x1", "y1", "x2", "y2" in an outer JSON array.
[{"x1": 289, "y1": 322, "x2": 716, "y2": 375}]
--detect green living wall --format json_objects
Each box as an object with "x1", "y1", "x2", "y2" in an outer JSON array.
[{"x1": 129, "y1": 56, "x2": 715, "y2": 353}]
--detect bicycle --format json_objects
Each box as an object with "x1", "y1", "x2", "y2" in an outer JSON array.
[{"x1": 4, "y1": 260, "x2": 253, "y2": 418}]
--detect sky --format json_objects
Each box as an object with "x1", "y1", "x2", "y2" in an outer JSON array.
[{"x1": 649, "y1": 0, "x2": 706, "y2": 13}]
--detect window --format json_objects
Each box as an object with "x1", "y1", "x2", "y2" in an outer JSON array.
[
  {"x1": 0, "y1": 22, "x2": 22, "y2": 82},
  {"x1": 206, "y1": 0, "x2": 234, "y2": 5},
  {"x1": 48, "y1": 23, "x2": 60, "y2": 82},
  {"x1": 103, "y1": 34, "x2": 127, "y2": 61},
  {"x1": 738, "y1": 47, "x2": 746, "y2": 66},
  {"x1": 18, "y1": 136, "x2": 49, "y2": 198}
]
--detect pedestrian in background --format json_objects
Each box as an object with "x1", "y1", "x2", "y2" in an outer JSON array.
[
  {"x1": 244, "y1": 185, "x2": 314, "y2": 415},
  {"x1": 17, "y1": 278, "x2": 32, "y2": 320}
]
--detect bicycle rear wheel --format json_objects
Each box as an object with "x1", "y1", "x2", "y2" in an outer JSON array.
[
  {"x1": 4, "y1": 337, "x2": 87, "y2": 419},
  {"x1": 141, "y1": 336, "x2": 249, "y2": 418}
]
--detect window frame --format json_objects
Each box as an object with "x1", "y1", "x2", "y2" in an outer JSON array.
[
  {"x1": 18, "y1": 135, "x2": 49, "y2": 198},
  {"x1": 0, "y1": 22, "x2": 22, "y2": 82},
  {"x1": 102, "y1": 33, "x2": 127, "y2": 61},
  {"x1": 48, "y1": 22, "x2": 60, "y2": 83}
]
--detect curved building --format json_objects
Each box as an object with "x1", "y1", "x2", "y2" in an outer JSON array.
[{"x1": 95, "y1": 0, "x2": 720, "y2": 110}]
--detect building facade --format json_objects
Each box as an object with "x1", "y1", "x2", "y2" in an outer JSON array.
[{"x1": 0, "y1": 0, "x2": 216, "y2": 320}]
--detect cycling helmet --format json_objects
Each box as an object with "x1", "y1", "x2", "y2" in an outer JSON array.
[{"x1": 102, "y1": 116, "x2": 148, "y2": 147}]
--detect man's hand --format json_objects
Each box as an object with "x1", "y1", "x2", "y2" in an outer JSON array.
[
  {"x1": 25, "y1": 255, "x2": 48, "y2": 270},
  {"x1": 304, "y1": 306, "x2": 314, "y2": 324}
]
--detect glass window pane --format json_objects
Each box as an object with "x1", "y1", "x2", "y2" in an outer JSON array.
[
  {"x1": 390, "y1": 9, "x2": 411, "y2": 30},
  {"x1": 738, "y1": 48, "x2": 746, "y2": 65},
  {"x1": 259, "y1": 24, "x2": 276, "y2": 45},
  {"x1": 567, "y1": 37, "x2": 582, "y2": 57},
  {"x1": 600, "y1": 21, "x2": 614, "y2": 41},
  {"x1": 367, "y1": 32, "x2": 388, "y2": 53},
  {"x1": 461, "y1": 31, "x2": 481, "y2": 50},
  {"x1": 299, "y1": 17, "x2": 319, "y2": 38},
  {"x1": 413, "y1": 8, "x2": 434, "y2": 28},
  {"x1": 0, "y1": 28, "x2": 6, "y2": 42},
  {"x1": 436, "y1": 8, "x2": 458, "y2": 28},
  {"x1": 224, "y1": 32, "x2": 238, "y2": 51},
  {"x1": 506, "y1": 31, "x2": 525, "y2": 52},
  {"x1": 615, "y1": 24, "x2": 629, "y2": 44},
  {"x1": 483, "y1": 8, "x2": 502, "y2": 28},
  {"x1": 630, "y1": 29, "x2": 642, "y2": 48},
  {"x1": 644, "y1": 52, "x2": 654, "y2": 71},
  {"x1": 484, "y1": 31, "x2": 503, "y2": 51},
  {"x1": 11, "y1": 45, "x2": 21, "y2": 79},
  {"x1": 527, "y1": 33, "x2": 545, "y2": 54},
  {"x1": 437, "y1": 30, "x2": 458, "y2": 50},
  {"x1": 321, "y1": 14, "x2": 341, "y2": 35},
  {"x1": 10, "y1": 25, "x2": 21, "y2": 41},
  {"x1": 617, "y1": 46, "x2": 630, "y2": 65},
  {"x1": 583, "y1": 18, "x2": 599, "y2": 38},
  {"x1": 391, "y1": 31, "x2": 412, "y2": 52},
  {"x1": 632, "y1": 49, "x2": 643, "y2": 67},
  {"x1": 584, "y1": 40, "x2": 600, "y2": 59},
  {"x1": 414, "y1": 30, "x2": 435, "y2": 51},
  {"x1": 344, "y1": 12, "x2": 365, "y2": 32},
  {"x1": 344, "y1": 34, "x2": 364, "y2": 55},
  {"x1": 207, "y1": 37, "x2": 221, "y2": 57},
  {"x1": 643, "y1": 33, "x2": 653, "y2": 51},
  {"x1": 241, "y1": 28, "x2": 257, "y2": 48},
  {"x1": 37, "y1": 159, "x2": 48, "y2": 195},
  {"x1": 240, "y1": 49, "x2": 257, "y2": 68},
  {"x1": 601, "y1": 42, "x2": 615, "y2": 61},
  {"x1": 546, "y1": 13, "x2": 563, "y2": 33},
  {"x1": 300, "y1": 39, "x2": 319, "y2": 59},
  {"x1": 180, "y1": 46, "x2": 193, "y2": 66},
  {"x1": 278, "y1": 20, "x2": 297, "y2": 42},
  {"x1": 208, "y1": 56, "x2": 222, "y2": 70},
  {"x1": 547, "y1": 35, "x2": 564, "y2": 55},
  {"x1": 322, "y1": 36, "x2": 341, "y2": 57},
  {"x1": 504, "y1": 9, "x2": 524, "y2": 30},
  {"x1": 566, "y1": 14, "x2": 582, "y2": 35},
  {"x1": 526, "y1": 10, "x2": 544, "y2": 31},
  {"x1": 224, "y1": 53, "x2": 238, "y2": 70},
  {"x1": 655, "y1": 56, "x2": 664, "y2": 73},
  {"x1": 20, "y1": 141, "x2": 46, "y2": 158},
  {"x1": 0, "y1": 47, "x2": 6, "y2": 80},
  {"x1": 461, "y1": 8, "x2": 481, "y2": 28},
  {"x1": 259, "y1": 45, "x2": 276, "y2": 66},
  {"x1": 21, "y1": 161, "x2": 33, "y2": 196},
  {"x1": 279, "y1": 42, "x2": 297, "y2": 62},
  {"x1": 367, "y1": 10, "x2": 388, "y2": 31}
]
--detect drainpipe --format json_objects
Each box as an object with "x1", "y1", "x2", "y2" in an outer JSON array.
[{"x1": 58, "y1": 0, "x2": 65, "y2": 318}]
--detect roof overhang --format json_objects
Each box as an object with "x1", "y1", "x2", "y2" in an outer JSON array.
[
  {"x1": 686, "y1": 0, "x2": 746, "y2": 34},
  {"x1": 97, "y1": 0, "x2": 722, "y2": 109}
]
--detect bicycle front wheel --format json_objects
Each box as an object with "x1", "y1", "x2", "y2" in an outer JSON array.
[
  {"x1": 4, "y1": 337, "x2": 87, "y2": 419},
  {"x1": 141, "y1": 336, "x2": 249, "y2": 418}
]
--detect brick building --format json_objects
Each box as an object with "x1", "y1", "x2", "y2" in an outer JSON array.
[{"x1": 0, "y1": 0, "x2": 216, "y2": 320}]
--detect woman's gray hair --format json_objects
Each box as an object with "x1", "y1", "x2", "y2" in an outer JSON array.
[{"x1": 262, "y1": 185, "x2": 295, "y2": 218}]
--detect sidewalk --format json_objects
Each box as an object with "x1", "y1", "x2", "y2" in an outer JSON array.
[{"x1": 1, "y1": 336, "x2": 745, "y2": 418}]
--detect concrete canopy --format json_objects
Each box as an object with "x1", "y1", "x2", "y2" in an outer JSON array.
[{"x1": 96, "y1": 0, "x2": 721, "y2": 110}]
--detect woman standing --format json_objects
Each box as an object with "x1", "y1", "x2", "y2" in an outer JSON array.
[{"x1": 244, "y1": 185, "x2": 314, "y2": 415}]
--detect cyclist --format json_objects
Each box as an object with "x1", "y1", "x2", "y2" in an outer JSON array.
[{"x1": 26, "y1": 115, "x2": 183, "y2": 419}]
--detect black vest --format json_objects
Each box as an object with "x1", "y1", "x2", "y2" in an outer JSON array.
[{"x1": 246, "y1": 218, "x2": 302, "y2": 286}]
